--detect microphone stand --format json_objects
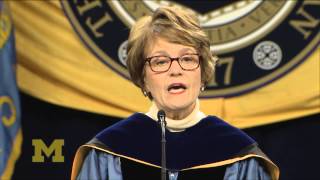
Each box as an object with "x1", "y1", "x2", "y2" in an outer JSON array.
[{"x1": 157, "y1": 110, "x2": 167, "y2": 180}]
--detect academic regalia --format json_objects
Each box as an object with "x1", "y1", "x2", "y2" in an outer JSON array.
[{"x1": 72, "y1": 113, "x2": 279, "y2": 180}]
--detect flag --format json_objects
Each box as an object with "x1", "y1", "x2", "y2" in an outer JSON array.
[
  {"x1": 9, "y1": 1, "x2": 320, "y2": 128},
  {"x1": 0, "y1": 1, "x2": 22, "y2": 179}
]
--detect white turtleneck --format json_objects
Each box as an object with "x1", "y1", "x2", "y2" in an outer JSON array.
[{"x1": 145, "y1": 99, "x2": 207, "y2": 132}]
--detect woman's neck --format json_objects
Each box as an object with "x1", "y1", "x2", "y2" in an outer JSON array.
[{"x1": 164, "y1": 102, "x2": 196, "y2": 120}]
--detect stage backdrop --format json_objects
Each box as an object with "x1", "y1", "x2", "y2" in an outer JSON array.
[{"x1": 9, "y1": 1, "x2": 319, "y2": 128}]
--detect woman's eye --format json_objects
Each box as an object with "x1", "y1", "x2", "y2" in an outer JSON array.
[
  {"x1": 154, "y1": 58, "x2": 169, "y2": 66},
  {"x1": 181, "y1": 56, "x2": 194, "y2": 62}
]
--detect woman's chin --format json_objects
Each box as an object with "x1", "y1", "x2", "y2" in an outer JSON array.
[{"x1": 164, "y1": 101, "x2": 195, "y2": 113}]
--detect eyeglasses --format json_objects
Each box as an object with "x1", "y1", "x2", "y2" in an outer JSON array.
[{"x1": 145, "y1": 53, "x2": 200, "y2": 72}]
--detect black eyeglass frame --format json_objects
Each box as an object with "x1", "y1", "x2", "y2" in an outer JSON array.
[{"x1": 145, "y1": 53, "x2": 201, "y2": 72}]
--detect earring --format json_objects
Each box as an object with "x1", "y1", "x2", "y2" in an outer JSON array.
[
  {"x1": 143, "y1": 91, "x2": 148, "y2": 97},
  {"x1": 200, "y1": 86, "x2": 205, "y2": 92}
]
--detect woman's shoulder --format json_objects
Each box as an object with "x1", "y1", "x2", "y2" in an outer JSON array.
[
  {"x1": 98, "y1": 113, "x2": 153, "y2": 132},
  {"x1": 193, "y1": 115, "x2": 254, "y2": 142},
  {"x1": 200, "y1": 115, "x2": 238, "y2": 128},
  {"x1": 95, "y1": 113, "x2": 156, "y2": 138}
]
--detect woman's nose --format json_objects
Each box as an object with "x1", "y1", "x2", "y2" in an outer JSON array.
[{"x1": 168, "y1": 60, "x2": 183, "y2": 75}]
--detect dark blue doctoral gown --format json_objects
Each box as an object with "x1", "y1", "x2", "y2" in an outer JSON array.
[{"x1": 72, "y1": 113, "x2": 279, "y2": 180}]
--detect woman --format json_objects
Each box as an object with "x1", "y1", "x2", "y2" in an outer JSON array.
[{"x1": 72, "y1": 6, "x2": 279, "y2": 180}]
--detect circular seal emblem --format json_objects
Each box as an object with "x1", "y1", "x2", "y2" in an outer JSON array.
[
  {"x1": 61, "y1": 1, "x2": 319, "y2": 98},
  {"x1": 253, "y1": 41, "x2": 282, "y2": 70},
  {"x1": 0, "y1": 3, "x2": 11, "y2": 49}
]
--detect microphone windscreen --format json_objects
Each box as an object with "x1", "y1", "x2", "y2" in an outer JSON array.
[{"x1": 157, "y1": 110, "x2": 166, "y2": 120}]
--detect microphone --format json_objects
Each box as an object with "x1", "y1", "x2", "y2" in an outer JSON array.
[
  {"x1": 157, "y1": 110, "x2": 166, "y2": 124},
  {"x1": 157, "y1": 110, "x2": 167, "y2": 180}
]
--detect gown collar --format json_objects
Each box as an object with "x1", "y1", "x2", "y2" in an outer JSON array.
[{"x1": 145, "y1": 99, "x2": 206, "y2": 132}]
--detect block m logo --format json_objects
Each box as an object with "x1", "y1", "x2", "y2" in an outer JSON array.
[{"x1": 32, "y1": 139, "x2": 64, "y2": 162}]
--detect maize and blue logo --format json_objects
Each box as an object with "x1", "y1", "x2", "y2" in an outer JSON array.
[
  {"x1": 32, "y1": 139, "x2": 64, "y2": 163},
  {"x1": 61, "y1": 1, "x2": 319, "y2": 97}
]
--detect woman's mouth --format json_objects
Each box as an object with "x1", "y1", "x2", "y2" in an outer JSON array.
[{"x1": 167, "y1": 83, "x2": 187, "y2": 94}]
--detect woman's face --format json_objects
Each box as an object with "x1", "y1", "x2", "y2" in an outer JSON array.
[{"x1": 144, "y1": 37, "x2": 202, "y2": 119}]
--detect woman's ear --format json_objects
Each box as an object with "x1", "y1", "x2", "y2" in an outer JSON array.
[
  {"x1": 143, "y1": 73, "x2": 150, "y2": 92},
  {"x1": 142, "y1": 83, "x2": 153, "y2": 99},
  {"x1": 200, "y1": 83, "x2": 205, "y2": 92}
]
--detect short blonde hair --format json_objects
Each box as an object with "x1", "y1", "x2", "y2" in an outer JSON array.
[{"x1": 126, "y1": 6, "x2": 217, "y2": 92}]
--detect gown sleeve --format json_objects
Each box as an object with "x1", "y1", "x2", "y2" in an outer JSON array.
[
  {"x1": 76, "y1": 149, "x2": 123, "y2": 180},
  {"x1": 224, "y1": 158, "x2": 271, "y2": 180}
]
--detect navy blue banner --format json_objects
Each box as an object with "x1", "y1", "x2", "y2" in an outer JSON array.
[{"x1": 0, "y1": 1, "x2": 21, "y2": 179}]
